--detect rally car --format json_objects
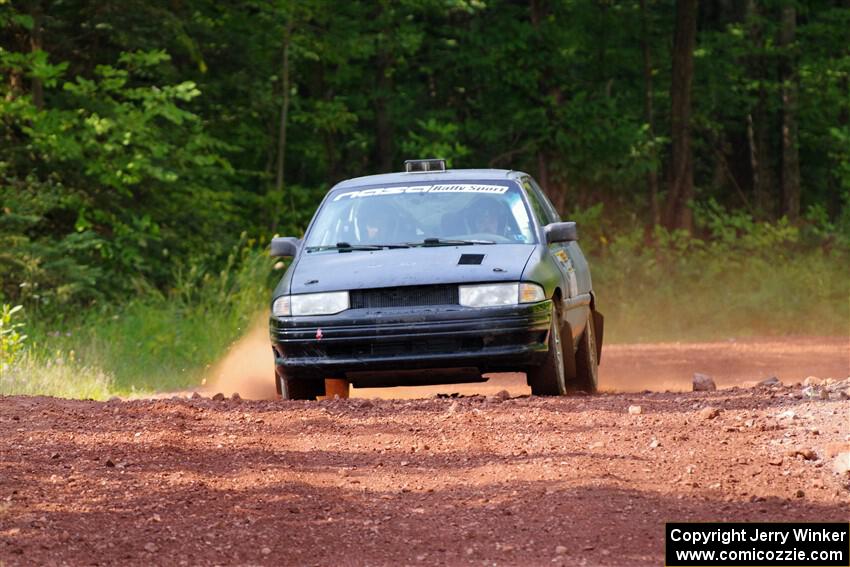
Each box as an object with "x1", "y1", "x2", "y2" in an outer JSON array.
[{"x1": 269, "y1": 159, "x2": 602, "y2": 399}]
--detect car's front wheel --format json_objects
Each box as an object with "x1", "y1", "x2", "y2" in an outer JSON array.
[
  {"x1": 277, "y1": 373, "x2": 325, "y2": 400},
  {"x1": 569, "y1": 311, "x2": 599, "y2": 393},
  {"x1": 527, "y1": 306, "x2": 567, "y2": 396}
]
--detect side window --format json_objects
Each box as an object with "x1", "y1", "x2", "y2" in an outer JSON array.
[
  {"x1": 522, "y1": 177, "x2": 556, "y2": 225},
  {"x1": 528, "y1": 177, "x2": 561, "y2": 222}
]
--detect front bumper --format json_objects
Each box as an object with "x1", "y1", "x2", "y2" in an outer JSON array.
[{"x1": 270, "y1": 300, "x2": 552, "y2": 383}]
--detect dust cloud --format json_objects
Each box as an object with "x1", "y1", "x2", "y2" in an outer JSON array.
[
  {"x1": 204, "y1": 316, "x2": 849, "y2": 399},
  {"x1": 204, "y1": 315, "x2": 277, "y2": 400}
]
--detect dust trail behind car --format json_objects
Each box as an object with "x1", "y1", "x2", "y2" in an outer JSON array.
[{"x1": 205, "y1": 318, "x2": 849, "y2": 399}]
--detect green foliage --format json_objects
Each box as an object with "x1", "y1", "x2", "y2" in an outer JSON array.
[
  {"x1": 401, "y1": 119, "x2": 470, "y2": 166},
  {"x1": 0, "y1": 349, "x2": 114, "y2": 400},
  {"x1": 1, "y1": 0, "x2": 849, "y2": 398},
  {"x1": 0, "y1": 304, "x2": 27, "y2": 370},
  {"x1": 586, "y1": 205, "x2": 850, "y2": 343},
  {"x1": 25, "y1": 242, "x2": 276, "y2": 394},
  {"x1": 1, "y1": 39, "x2": 235, "y2": 308}
]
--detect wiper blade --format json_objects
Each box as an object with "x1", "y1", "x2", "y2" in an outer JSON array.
[
  {"x1": 306, "y1": 242, "x2": 410, "y2": 252},
  {"x1": 306, "y1": 242, "x2": 383, "y2": 252},
  {"x1": 413, "y1": 238, "x2": 496, "y2": 247}
]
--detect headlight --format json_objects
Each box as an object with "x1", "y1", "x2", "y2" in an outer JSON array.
[
  {"x1": 458, "y1": 282, "x2": 545, "y2": 307},
  {"x1": 273, "y1": 291, "x2": 350, "y2": 317}
]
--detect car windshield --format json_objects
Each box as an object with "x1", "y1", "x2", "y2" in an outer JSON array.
[{"x1": 304, "y1": 181, "x2": 536, "y2": 249}]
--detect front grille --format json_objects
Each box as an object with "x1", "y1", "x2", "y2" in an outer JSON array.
[
  {"x1": 282, "y1": 331, "x2": 545, "y2": 360},
  {"x1": 328, "y1": 336, "x2": 482, "y2": 358},
  {"x1": 350, "y1": 285, "x2": 458, "y2": 309}
]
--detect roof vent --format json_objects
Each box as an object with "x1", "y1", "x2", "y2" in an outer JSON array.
[
  {"x1": 404, "y1": 158, "x2": 446, "y2": 173},
  {"x1": 458, "y1": 254, "x2": 485, "y2": 265}
]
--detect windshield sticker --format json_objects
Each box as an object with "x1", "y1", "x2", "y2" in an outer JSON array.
[{"x1": 333, "y1": 184, "x2": 508, "y2": 201}]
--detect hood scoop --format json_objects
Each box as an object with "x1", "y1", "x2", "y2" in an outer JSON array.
[{"x1": 458, "y1": 253, "x2": 485, "y2": 265}]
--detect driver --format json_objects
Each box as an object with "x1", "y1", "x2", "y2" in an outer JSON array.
[
  {"x1": 357, "y1": 200, "x2": 397, "y2": 243},
  {"x1": 468, "y1": 198, "x2": 505, "y2": 236}
]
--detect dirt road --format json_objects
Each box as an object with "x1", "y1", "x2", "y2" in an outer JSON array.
[{"x1": 1, "y1": 338, "x2": 848, "y2": 566}]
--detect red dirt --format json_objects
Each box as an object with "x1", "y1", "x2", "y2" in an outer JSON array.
[
  {"x1": 1, "y1": 337, "x2": 848, "y2": 566},
  {"x1": 207, "y1": 333, "x2": 850, "y2": 399}
]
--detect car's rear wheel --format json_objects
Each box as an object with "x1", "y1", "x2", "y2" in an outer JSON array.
[
  {"x1": 569, "y1": 311, "x2": 599, "y2": 393},
  {"x1": 527, "y1": 305, "x2": 567, "y2": 396},
  {"x1": 278, "y1": 374, "x2": 325, "y2": 400}
]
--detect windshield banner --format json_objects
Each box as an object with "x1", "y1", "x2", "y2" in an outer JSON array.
[{"x1": 333, "y1": 184, "x2": 509, "y2": 201}]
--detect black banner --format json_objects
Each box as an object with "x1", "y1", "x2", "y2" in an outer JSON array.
[{"x1": 666, "y1": 523, "x2": 849, "y2": 567}]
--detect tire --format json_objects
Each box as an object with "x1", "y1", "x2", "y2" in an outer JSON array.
[
  {"x1": 569, "y1": 311, "x2": 599, "y2": 393},
  {"x1": 527, "y1": 305, "x2": 567, "y2": 396},
  {"x1": 278, "y1": 374, "x2": 325, "y2": 400}
]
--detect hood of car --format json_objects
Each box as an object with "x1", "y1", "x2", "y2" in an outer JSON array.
[{"x1": 288, "y1": 244, "x2": 536, "y2": 295}]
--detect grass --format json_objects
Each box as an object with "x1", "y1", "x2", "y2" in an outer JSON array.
[
  {"x1": 2, "y1": 245, "x2": 278, "y2": 398},
  {"x1": 593, "y1": 238, "x2": 850, "y2": 343},
  {"x1": 0, "y1": 350, "x2": 114, "y2": 400},
  {"x1": 2, "y1": 212, "x2": 848, "y2": 399}
]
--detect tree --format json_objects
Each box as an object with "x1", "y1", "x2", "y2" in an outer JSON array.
[
  {"x1": 664, "y1": 0, "x2": 698, "y2": 231},
  {"x1": 779, "y1": 1, "x2": 801, "y2": 220}
]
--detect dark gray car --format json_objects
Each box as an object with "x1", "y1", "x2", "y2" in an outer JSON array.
[{"x1": 269, "y1": 160, "x2": 603, "y2": 399}]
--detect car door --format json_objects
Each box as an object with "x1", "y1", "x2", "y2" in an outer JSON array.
[{"x1": 522, "y1": 177, "x2": 592, "y2": 337}]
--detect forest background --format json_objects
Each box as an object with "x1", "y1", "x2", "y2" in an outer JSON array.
[{"x1": 1, "y1": 0, "x2": 848, "y2": 397}]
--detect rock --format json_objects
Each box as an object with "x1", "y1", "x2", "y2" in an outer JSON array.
[
  {"x1": 144, "y1": 543, "x2": 158, "y2": 553},
  {"x1": 493, "y1": 389, "x2": 510, "y2": 401},
  {"x1": 699, "y1": 407, "x2": 721, "y2": 420},
  {"x1": 756, "y1": 376, "x2": 781, "y2": 387},
  {"x1": 832, "y1": 452, "x2": 850, "y2": 476},
  {"x1": 261, "y1": 547, "x2": 271, "y2": 555},
  {"x1": 795, "y1": 489, "x2": 805, "y2": 498},
  {"x1": 230, "y1": 393, "x2": 241, "y2": 401},
  {"x1": 191, "y1": 392, "x2": 202, "y2": 400},
  {"x1": 555, "y1": 545, "x2": 568, "y2": 555},
  {"x1": 692, "y1": 373, "x2": 716, "y2": 392},
  {"x1": 802, "y1": 386, "x2": 829, "y2": 400},
  {"x1": 789, "y1": 448, "x2": 818, "y2": 461},
  {"x1": 824, "y1": 442, "x2": 850, "y2": 458},
  {"x1": 768, "y1": 456, "x2": 783, "y2": 466},
  {"x1": 803, "y1": 376, "x2": 822, "y2": 387},
  {"x1": 776, "y1": 410, "x2": 797, "y2": 420},
  {"x1": 50, "y1": 452, "x2": 60, "y2": 459},
  {"x1": 628, "y1": 405, "x2": 642, "y2": 415},
  {"x1": 212, "y1": 392, "x2": 225, "y2": 401},
  {"x1": 649, "y1": 438, "x2": 661, "y2": 449},
  {"x1": 105, "y1": 459, "x2": 116, "y2": 468}
]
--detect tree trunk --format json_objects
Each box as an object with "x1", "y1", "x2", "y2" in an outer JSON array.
[
  {"x1": 274, "y1": 20, "x2": 293, "y2": 198},
  {"x1": 529, "y1": 0, "x2": 566, "y2": 213},
  {"x1": 640, "y1": 0, "x2": 660, "y2": 226},
  {"x1": 779, "y1": 3, "x2": 800, "y2": 221},
  {"x1": 374, "y1": 49, "x2": 394, "y2": 172},
  {"x1": 745, "y1": 0, "x2": 774, "y2": 218},
  {"x1": 664, "y1": 0, "x2": 698, "y2": 231}
]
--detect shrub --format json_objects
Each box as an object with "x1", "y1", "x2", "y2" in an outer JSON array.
[{"x1": 0, "y1": 304, "x2": 27, "y2": 371}]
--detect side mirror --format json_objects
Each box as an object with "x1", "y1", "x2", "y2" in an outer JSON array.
[
  {"x1": 544, "y1": 222, "x2": 578, "y2": 244},
  {"x1": 270, "y1": 237, "x2": 300, "y2": 257}
]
